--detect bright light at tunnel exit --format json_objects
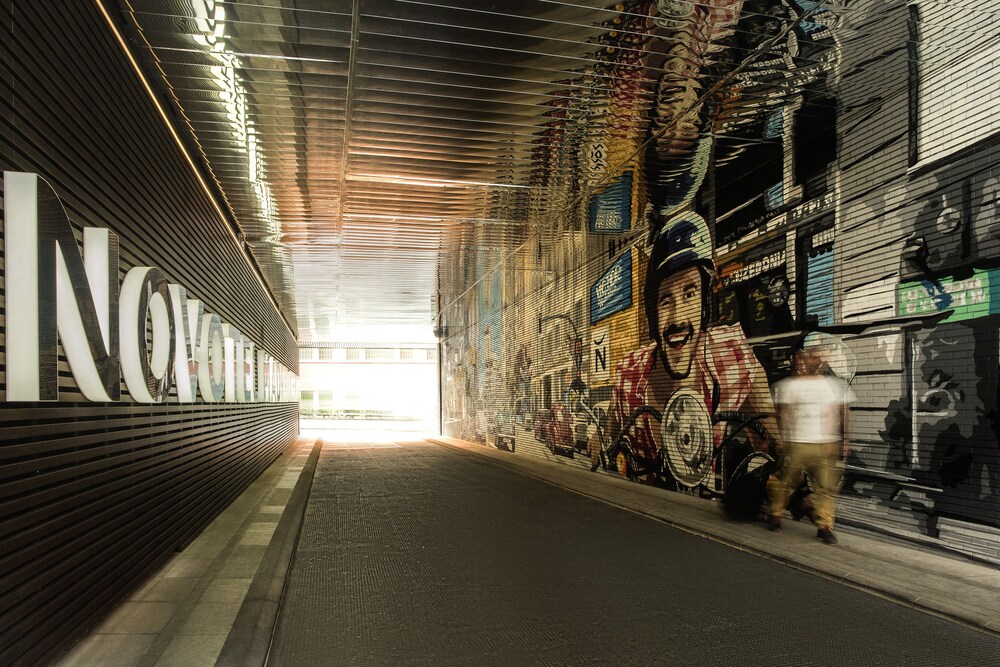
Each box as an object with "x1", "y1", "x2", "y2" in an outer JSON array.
[{"x1": 297, "y1": 343, "x2": 440, "y2": 439}]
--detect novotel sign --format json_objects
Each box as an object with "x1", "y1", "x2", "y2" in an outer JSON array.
[{"x1": 2, "y1": 171, "x2": 297, "y2": 403}]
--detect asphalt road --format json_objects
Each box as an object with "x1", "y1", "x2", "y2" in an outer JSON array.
[{"x1": 269, "y1": 441, "x2": 1000, "y2": 666}]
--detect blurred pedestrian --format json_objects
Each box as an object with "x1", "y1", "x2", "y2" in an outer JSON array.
[{"x1": 767, "y1": 344, "x2": 855, "y2": 544}]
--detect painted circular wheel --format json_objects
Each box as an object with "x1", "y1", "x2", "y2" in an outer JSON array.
[{"x1": 660, "y1": 388, "x2": 713, "y2": 488}]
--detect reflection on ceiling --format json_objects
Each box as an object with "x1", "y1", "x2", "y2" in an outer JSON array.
[{"x1": 115, "y1": 0, "x2": 837, "y2": 343}]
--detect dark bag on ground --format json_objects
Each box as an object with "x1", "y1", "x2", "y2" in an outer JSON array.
[{"x1": 722, "y1": 452, "x2": 777, "y2": 520}]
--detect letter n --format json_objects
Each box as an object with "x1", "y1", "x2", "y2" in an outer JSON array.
[
  {"x1": 594, "y1": 347, "x2": 607, "y2": 374},
  {"x1": 4, "y1": 172, "x2": 120, "y2": 401}
]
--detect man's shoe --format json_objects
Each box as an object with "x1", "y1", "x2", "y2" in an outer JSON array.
[
  {"x1": 767, "y1": 516, "x2": 782, "y2": 532},
  {"x1": 817, "y1": 528, "x2": 838, "y2": 545}
]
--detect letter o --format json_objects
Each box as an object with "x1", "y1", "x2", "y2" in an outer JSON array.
[{"x1": 120, "y1": 267, "x2": 175, "y2": 403}]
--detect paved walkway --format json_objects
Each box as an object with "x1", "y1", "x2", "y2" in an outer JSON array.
[
  {"x1": 53, "y1": 434, "x2": 1000, "y2": 666},
  {"x1": 54, "y1": 438, "x2": 316, "y2": 666}
]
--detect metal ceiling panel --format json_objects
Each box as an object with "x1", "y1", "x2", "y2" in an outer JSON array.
[{"x1": 114, "y1": 0, "x2": 827, "y2": 343}]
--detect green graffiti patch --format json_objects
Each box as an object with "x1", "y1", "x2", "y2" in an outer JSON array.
[{"x1": 897, "y1": 268, "x2": 1000, "y2": 322}]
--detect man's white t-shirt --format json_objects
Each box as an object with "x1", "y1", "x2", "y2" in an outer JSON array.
[{"x1": 772, "y1": 375, "x2": 855, "y2": 444}]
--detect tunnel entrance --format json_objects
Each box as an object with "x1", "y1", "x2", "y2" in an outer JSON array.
[{"x1": 298, "y1": 344, "x2": 439, "y2": 436}]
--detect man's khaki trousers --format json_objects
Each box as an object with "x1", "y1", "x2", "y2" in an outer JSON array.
[{"x1": 769, "y1": 441, "x2": 844, "y2": 530}]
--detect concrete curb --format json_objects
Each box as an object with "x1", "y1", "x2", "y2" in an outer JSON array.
[{"x1": 215, "y1": 437, "x2": 323, "y2": 666}]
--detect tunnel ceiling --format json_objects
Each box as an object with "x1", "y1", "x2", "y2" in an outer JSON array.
[{"x1": 114, "y1": 0, "x2": 827, "y2": 343}]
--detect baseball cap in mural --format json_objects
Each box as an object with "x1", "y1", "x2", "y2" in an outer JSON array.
[{"x1": 653, "y1": 211, "x2": 714, "y2": 277}]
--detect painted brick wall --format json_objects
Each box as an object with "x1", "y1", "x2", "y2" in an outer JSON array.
[{"x1": 439, "y1": 0, "x2": 1000, "y2": 564}]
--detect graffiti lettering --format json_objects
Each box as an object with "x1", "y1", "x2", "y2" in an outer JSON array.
[
  {"x1": 591, "y1": 326, "x2": 610, "y2": 383},
  {"x1": 595, "y1": 348, "x2": 607, "y2": 373},
  {"x1": 594, "y1": 207, "x2": 623, "y2": 231},
  {"x1": 722, "y1": 251, "x2": 786, "y2": 286},
  {"x1": 596, "y1": 264, "x2": 623, "y2": 304},
  {"x1": 790, "y1": 192, "x2": 834, "y2": 223},
  {"x1": 813, "y1": 227, "x2": 835, "y2": 247},
  {"x1": 899, "y1": 277, "x2": 987, "y2": 316},
  {"x1": 590, "y1": 252, "x2": 632, "y2": 323}
]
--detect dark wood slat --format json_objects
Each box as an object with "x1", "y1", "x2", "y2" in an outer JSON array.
[
  {"x1": 0, "y1": 409, "x2": 295, "y2": 559},
  {"x1": 0, "y1": 405, "x2": 297, "y2": 664},
  {"x1": 0, "y1": 416, "x2": 292, "y2": 633},
  {"x1": 0, "y1": 0, "x2": 304, "y2": 663}
]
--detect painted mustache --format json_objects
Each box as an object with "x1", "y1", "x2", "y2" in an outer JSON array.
[{"x1": 662, "y1": 323, "x2": 693, "y2": 349}]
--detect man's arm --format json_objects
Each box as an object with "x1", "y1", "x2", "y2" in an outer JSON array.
[
  {"x1": 703, "y1": 324, "x2": 782, "y2": 455},
  {"x1": 841, "y1": 393, "x2": 852, "y2": 460}
]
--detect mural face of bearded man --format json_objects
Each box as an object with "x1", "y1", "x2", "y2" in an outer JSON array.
[
  {"x1": 655, "y1": 264, "x2": 704, "y2": 379},
  {"x1": 645, "y1": 214, "x2": 713, "y2": 382}
]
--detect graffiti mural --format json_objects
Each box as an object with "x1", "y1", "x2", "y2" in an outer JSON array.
[
  {"x1": 872, "y1": 321, "x2": 1000, "y2": 525},
  {"x1": 835, "y1": 140, "x2": 1000, "y2": 556},
  {"x1": 438, "y1": 1, "x2": 1000, "y2": 563},
  {"x1": 602, "y1": 210, "x2": 781, "y2": 490}
]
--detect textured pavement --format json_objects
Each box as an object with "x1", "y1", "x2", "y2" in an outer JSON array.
[
  {"x1": 53, "y1": 438, "x2": 316, "y2": 667},
  {"x1": 269, "y1": 440, "x2": 1000, "y2": 666}
]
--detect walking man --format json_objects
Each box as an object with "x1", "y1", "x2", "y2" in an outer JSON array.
[{"x1": 768, "y1": 344, "x2": 855, "y2": 544}]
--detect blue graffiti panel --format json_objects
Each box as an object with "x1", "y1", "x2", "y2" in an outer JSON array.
[
  {"x1": 589, "y1": 171, "x2": 633, "y2": 233},
  {"x1": 590, "y1": 251, "x2": 632, "y2": 323},
  {"x1": 805, "y1": 246, "x2": 834, "y2": 325}
]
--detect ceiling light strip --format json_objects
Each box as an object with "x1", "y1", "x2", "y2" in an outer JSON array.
[
  {"x1": 95, "y1": 0, "x2": 297, "y2": 340},
  {"x1": 335, "y1": 0, "x2": 363, "y2": 239}
]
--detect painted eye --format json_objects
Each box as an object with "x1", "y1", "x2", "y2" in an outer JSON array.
[
  {"x1": 918, "y1": 388, "x2": 957, "y2": 414},
  {"x1": 936, "y1": 207, "x2": 961, "y2": 234}
]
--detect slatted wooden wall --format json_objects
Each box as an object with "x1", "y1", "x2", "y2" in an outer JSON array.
[
  {"x1": 0, "y1": 1, "x2": 300, "y2": 663},
  {"x1": 0, "y1": 403, "x2": 298, "y2": 665}
]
